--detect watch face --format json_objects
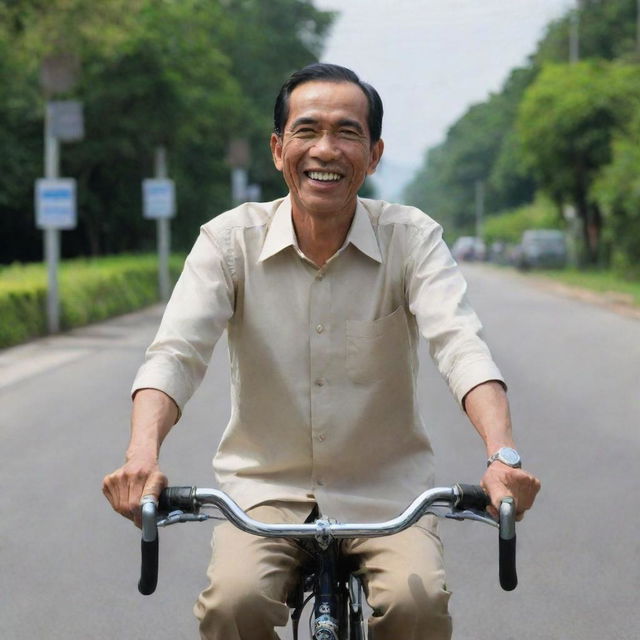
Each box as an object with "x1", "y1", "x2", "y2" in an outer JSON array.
[{"x1": 500, "y1": 448, "x2": 520, "y2": 465}]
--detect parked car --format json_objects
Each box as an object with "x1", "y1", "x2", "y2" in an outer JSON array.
[
  {"x1": 515, "y1": 229, "x2": 567, "y2": 270},
  {"x1": 452, "y1": 236, "x2": 486, "y2": 262}
]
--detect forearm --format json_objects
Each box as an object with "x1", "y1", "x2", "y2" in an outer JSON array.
[
  {"x1": 103, "y1": 388, "x2": 177, "y2": 525},
  {"x1": 463, "y1": 380, "x2": 540, "y2": 519},
  {"x1": 463, "y1": 380, "x2": 514, "y2": 455},
  {"x1": 127, "y1": 388, "x2": 179, "y2": 462}
]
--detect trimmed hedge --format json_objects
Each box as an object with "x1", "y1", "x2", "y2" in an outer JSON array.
[
  {"x1": 483, "y1": 196, "x2": 563, "y2": 245},
  {"x1": 0, "y1": 254, "x2": 184, "y2": 349}
]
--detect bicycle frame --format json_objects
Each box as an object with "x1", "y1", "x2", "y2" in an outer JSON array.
[{"x1": 138, "y1": 484, "x2": 517, "y2": 639}]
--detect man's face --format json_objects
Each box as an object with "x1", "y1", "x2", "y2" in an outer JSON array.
[{"x1": 270, "y1": 80, "x2": 383, "y2": 220}]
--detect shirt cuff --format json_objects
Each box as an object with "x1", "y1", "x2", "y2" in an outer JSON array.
[
  {"x1": 131, "y1": 356, "x2": 192, "y2": 416},
  {"x1": 448, "y1": 357, "x2": 506, "y2": 407}
]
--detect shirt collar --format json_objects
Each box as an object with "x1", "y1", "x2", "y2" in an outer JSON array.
[
  {"x1": 348, "y1": 199, "x2": 382, "y2": 263},
  {"x1": 258, "y1": 197, "x2": 296, "y2": 263},
  {"x1": 258, "y1": 196, "x2": 382, "y2": 264}
]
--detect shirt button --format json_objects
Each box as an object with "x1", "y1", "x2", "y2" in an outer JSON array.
[
  {"x1": 316, "y1": 479, "x2": 324, "y2": 486},
  {"x1": 316, "y1": 324, "x2": 325, "y2": 334},
  {"x1": 315, "y1": 273, "x2": 324, "y2": 281},
  {"x1": 316, "y1": 433, "x2": 326, "y2": 442},
  {"x1": 314, "y1": 378, "x2": 325, "y2": 387}
]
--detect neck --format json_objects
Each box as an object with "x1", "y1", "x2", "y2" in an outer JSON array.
[{"x1": 292, "y1": 205, "x2": 355, "y2": 267}]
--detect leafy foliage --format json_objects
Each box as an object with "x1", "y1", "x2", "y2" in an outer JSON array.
[
  {"x1": 0, "y1": 0, "x2": 333, "y2": 262},
  {"x1": 593, "y1": 114, "x2": 640, "y2": 277},
  {"x1": 482, "y1": 196, "x2": 561, "y2": 246},
  {"x1": 536, "y1": 0, "x2": 640, "y2": 64},
  {"x1": 517, "y1": 61, "x2": 640, "y2": 263},
  {"x1": 404, "y1": 0, "x2": 640, "y2": 271},
  {"x1": 404, "y1": 64, "x2": 539, "y2": 235},
  {"x1": 0, "y1": 254, "x2": 184, "y2": 347}
]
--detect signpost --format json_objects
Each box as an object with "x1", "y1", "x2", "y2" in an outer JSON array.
[
  {"x1": 38, "y1": 54, "x2": 83, "y2": 334},
  {"x1": 143, "y1": 147, "x2": 175, "y2": 302},
  {"x1": 228, "y1": 138, "x2": 250, "y2": 205}
]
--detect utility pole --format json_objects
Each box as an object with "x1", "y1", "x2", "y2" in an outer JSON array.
[
  {"x1": 44, "y1": 104, "x2": 61, "y2": 333},
  {"x1": 155, "y1": 147, "x2": 171, "y2": 302},
  {"x1": 569, "y1": 5, "x2": 580, "y2": 64},
  {"x1": 475, "y1": 180, "x2": 484, "y2": 242},
  {"x1": 637, "y1": 0, "x2": 640, "y2": 55}
]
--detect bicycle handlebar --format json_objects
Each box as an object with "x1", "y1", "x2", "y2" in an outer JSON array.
[
  {"x1": 499, "y1": 497, "x2": 518, "y2": 591},
  {"x1": 138, "y1": 484, "x2": 517, "y2": 595},
  {"x1": 138, "y1": 497, "x2": 160, "y2": 596}
]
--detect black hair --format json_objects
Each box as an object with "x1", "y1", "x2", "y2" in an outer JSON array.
[{"x1": 273, "y1": 63, "x2": 383, "y2": 143}]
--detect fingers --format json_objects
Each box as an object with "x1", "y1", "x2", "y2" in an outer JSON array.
[
  {"x1": 134, "y1": 471, "x2": 168, "y2": 528},
  {"x1": 102, "y1": 461, "x2": 167, "y2": 528},
  {"x1": 481, "y1": 464, "x2": 541, "y2": 521}
]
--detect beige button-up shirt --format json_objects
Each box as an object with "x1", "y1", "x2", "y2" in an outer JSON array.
[{"x1": 133, "y1": 196, "x2": 504, "y2": 522}]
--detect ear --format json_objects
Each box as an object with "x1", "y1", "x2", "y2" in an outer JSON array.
[
  {"x1": 366, "y1": 139, "x2": 384, "y2": 175},
  {"x1": 270, "y1": 133, "x2": 283, "y2": 172}
]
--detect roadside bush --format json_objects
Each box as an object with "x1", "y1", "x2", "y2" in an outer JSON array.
[
  {"x1": 483, "y1": 195, "x2": 563, "y2": 245},
  {"x1": 0, "y1": 254, "x2": 184, "y2": 349}
]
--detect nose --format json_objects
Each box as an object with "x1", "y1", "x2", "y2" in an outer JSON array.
[{"x1": 310, "y1": 131, "x2": 341, "y2": 162}]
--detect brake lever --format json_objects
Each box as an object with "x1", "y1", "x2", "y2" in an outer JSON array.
[
  {"x1": 445, "y1": 508, "x2": 498, "y2": 528},
  {"x1": 157, "y1": 510, "x2": 210, "y2": 527}
]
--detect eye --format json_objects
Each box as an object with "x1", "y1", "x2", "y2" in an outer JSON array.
[
  {"x1": 338, "y1": 129, "x2": 362, "y2": 140},
  {"x1": 292, "y1": 127, "x2": 318, "y2": 139}
]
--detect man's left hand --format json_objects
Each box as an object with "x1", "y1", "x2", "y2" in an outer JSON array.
[{"x1": 481, "y1": 462, "x2": 540, "y2": 521}]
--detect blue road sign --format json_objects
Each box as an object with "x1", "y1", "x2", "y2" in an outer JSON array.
[
  {"x1": 35, "y1": 179, "x2": 77, "y2": 229},
  {"x1": 143, "y1": 179, "x2": 176, "y2": 219}
]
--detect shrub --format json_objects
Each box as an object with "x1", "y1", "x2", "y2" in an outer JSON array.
[{"x1": 0, "y1": 254, "x2": 184, "y2": 349}]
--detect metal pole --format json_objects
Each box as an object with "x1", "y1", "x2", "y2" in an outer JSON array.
[
  {"x1": 44, "y1": 102, "x2": 61, "y2": 333},
  {"x1": 155, "y1": 146, "x2": 171, "y2": 302},
  {"x1": 637, "y1": 0, "x2": 640, "y2": 55},
  {"x1": 570, "y1": 6, "x2": 580, "y2": 64},
  {"x1": 475, "y1": 180, "x2": 484, "y2": 241},
  {"x1": 231, "y1": 167, "x2": 248, "y2": 206}
]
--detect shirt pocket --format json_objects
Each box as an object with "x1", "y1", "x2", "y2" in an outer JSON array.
[{"x1": 346, "y1": 306, "x2": 411, "y2": 384}]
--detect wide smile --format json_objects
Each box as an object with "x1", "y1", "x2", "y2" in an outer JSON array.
[{"x1": 304, "y1": 170, "x2": 344, "y2": 184}]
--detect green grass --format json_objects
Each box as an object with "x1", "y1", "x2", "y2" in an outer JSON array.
[
  {"x1": 525, "y1": 268, "x2": 640, "y2": 306},
  {"x1": 0, "y1": 254, "x2": 185, "y2": 348}
]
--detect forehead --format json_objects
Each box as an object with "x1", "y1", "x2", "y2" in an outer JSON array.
[{"x1": 286, "y1": 80, "x2": 369, "y2": 128}]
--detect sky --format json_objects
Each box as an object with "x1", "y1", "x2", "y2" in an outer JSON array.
[{"x1": 313, "y1": 0, "x2": 576, "y2": 199}]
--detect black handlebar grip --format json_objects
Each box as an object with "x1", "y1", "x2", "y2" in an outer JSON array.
[
  {"x1": 159, "y1": 486, "x2": 196, "y2": 513},
  {"x1": 138, "y1": 537, "x2": 159, "y2": 595},
  {"x1": 455, "y1": 484, "x2": 490, "y2": 511},
  {"x1": 499, "y1": 498, "x2": 517, "y2": 591},
  {"x1": 499, "y1": 534, "x2": 517, "y2": 591}
]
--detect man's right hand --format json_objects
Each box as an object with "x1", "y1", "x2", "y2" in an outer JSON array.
[
  {"x1": 103, "y1": 388, "x2": 177, "y2": 527},
  {"x1": 102, "y1": 457, "x2": 168, "y2": 528}
]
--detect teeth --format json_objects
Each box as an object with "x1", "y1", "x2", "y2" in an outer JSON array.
[{"x1": 308, "y1": 171, "x2": 342, "y2": 182}]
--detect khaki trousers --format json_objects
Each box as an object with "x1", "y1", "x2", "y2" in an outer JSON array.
[{"x1": 194, "y1": 502, "x2": 452, "y2": 640}]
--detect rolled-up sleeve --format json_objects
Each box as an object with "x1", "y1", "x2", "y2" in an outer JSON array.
[
  {"x1": 131, "y1": 226, "x2": 235, "y2": 413},
  {"x1": 405, "y1": 225, "x2": 505, "y2": 406}
]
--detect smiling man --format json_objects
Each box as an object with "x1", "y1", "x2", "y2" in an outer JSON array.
[{"x1": 104, "y1": 63, "x2": 539, "y2": 640}]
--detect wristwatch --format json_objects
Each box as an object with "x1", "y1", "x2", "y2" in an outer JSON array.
[{"x1": 487, "y1": 447, "x2": 522, "y2": 468}]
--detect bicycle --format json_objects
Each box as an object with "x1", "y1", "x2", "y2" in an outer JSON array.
[{"x1": 137, "y1": 484, "x2": 518, "y2": 640}]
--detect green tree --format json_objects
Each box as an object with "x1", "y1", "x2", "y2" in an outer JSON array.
[
  {"x1": 404, "y1": 66, "x2": 537, "y2": 234},
  {"x1": 593, "y1": 114, "x2": 640, "y2": 277},
  {"x1": 516, "y1": 61, "x2": 640, "y2": 264},
  {"x1": 0, "y1": 0, "x2": 334, "y2": 262},
  {"x1": 214, "y1": 0, "x2": 334, "y2": 202},
  {"x1": 536, "y1": 0, "x2": 640, "y2": 64}
]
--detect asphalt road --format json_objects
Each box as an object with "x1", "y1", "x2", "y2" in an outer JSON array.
[{"x1": 0, "y1": 264, "x2": 638, "y2": 639}]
